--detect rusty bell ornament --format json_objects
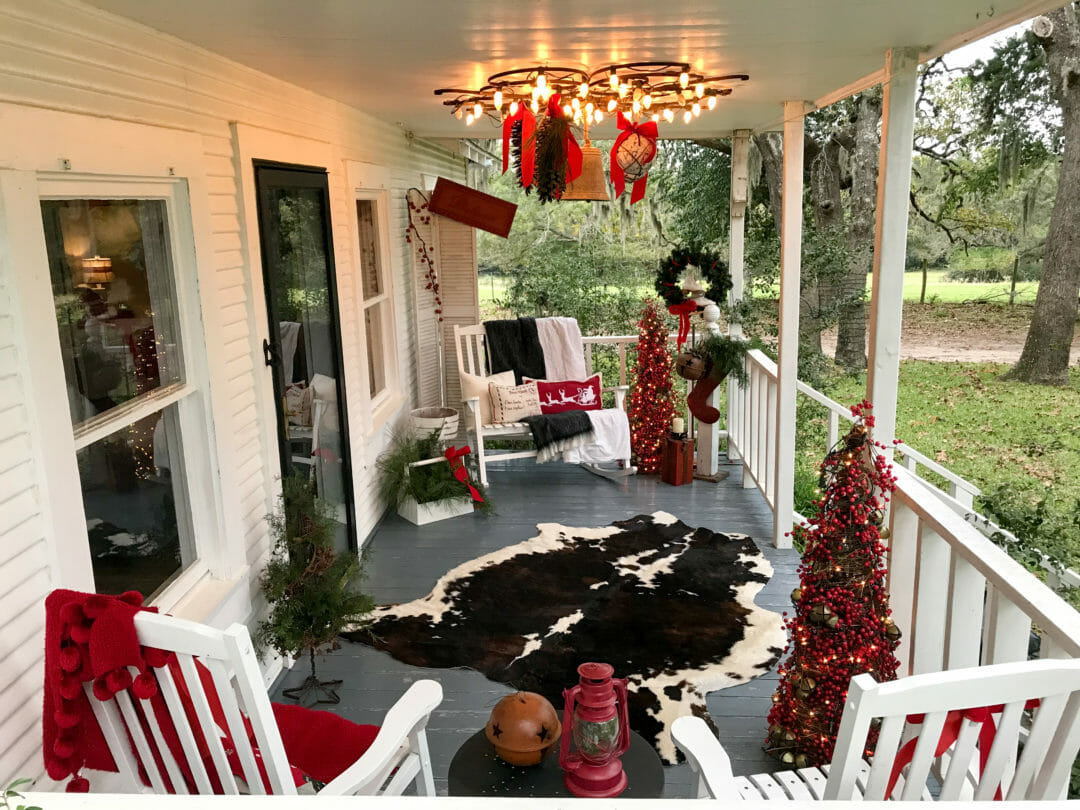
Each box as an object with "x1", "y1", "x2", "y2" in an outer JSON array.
[
  {"x1": 485, "y1": 691, "x2": 562, "y2": 766},
  {"x1": 559, "y1": 662, "x2": 631, "y2": 798}
]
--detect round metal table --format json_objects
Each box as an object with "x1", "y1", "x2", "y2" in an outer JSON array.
[{"x1": 447, "y1": 728, "x2": 665, "y2": 798}]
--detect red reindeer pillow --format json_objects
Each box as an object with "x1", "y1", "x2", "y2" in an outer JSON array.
[{"x1": 524, "y1": 374, "x2": 603, "y2": 414}]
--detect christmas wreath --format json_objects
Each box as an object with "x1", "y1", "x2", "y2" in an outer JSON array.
[{"x1": 654, "y1": 246, "x2": 733, "y2": 308}]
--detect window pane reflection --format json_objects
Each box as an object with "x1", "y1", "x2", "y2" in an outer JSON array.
[
  {"x1": 78, "y1": 404, "x2": 193, "y2": 599},
  {"x1": 41, "y1": 199, "x2": 184, "y2": 427}
]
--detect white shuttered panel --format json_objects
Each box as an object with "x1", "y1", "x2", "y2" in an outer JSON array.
[{"x1": 435, "y1": 216, "x2": 479, "y2": 414}]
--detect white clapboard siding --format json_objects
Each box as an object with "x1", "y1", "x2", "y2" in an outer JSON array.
[
  {"x1": 0, "y1": 0, "x2": 468, "y2": 784},
  {"x1": 436, "y1": 217, "x2": 480, "y2": 413}
]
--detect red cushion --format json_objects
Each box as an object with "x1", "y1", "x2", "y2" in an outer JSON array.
[
  {"x1": 524, "y1": 374, "x2": 603, "y2": 414},
  {"x1": 271, "y1": 703, "x2": 380, "y2": 785}
]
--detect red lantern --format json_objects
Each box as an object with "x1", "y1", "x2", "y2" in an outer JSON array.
[{"x1": 559, "y1": 662, "x2": 631, "y2": 798}]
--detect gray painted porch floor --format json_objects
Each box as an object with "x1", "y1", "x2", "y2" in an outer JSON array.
[{"x1": 271, "y1": 458, "x2": 800, "y2": 798}]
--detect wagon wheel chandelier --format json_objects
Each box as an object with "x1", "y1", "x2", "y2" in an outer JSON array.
[{"x1": 434, "y1": 61, "x2": 749, "y2": 128}]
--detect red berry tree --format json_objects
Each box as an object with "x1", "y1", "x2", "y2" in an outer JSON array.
[
  {"x1": 628, "y1": 299, "x2": 676, "y2": 474},
  {"x1": 766, "y1": 401, "x2": 901, "y2": 768}
]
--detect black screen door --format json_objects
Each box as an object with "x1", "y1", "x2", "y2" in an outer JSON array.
[{"x1": 254, "y1": 162, "x2": 356, "y2": 553}]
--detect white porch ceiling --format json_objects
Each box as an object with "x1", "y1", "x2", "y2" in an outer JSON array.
[{"x1": 86, "y1": 0, "x2": 1057, "y2": 138}]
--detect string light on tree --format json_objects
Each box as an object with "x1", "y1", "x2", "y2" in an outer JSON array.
[
  {"x1": 766, "y1": 401, "x2": 902, "y2": 768},
  {"x1": 627, "y1": 298, "x2": 676, "y2": 474}
]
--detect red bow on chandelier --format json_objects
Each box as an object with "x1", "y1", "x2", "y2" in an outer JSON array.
[
  {"x1": 546, "y1": 93, "x2": 583, "y2": 186},
  {"x1": 668, "y1": 300, "x2": 698, "y2": 351},
  {"x1": 444, "y1": 445, "x2": 484, "y2": 503},
  {"x1": 611, "y1": 112, "x2": 658, "y2": 204},
  {"x1": 885, "y1": 699, "x2": 1041, "y2": 800},
  {"x1": 502, "y1": 103, "x2": 537, "y2": 187}
]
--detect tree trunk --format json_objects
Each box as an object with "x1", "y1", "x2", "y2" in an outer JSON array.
[
  {"x1": 835, "y1": 92, "x2": 881, "y2": 371},
  {"x1": 754, "y1": 132, "x2": 784, "y2": 232},
  {"x1": 1006, "y1": 5, "x2": 1080, "y2": 385}
]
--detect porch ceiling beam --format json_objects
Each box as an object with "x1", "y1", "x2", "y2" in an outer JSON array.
[
  {"x1": 867, "y1": 48, "x2": 920, "y2": 451},
  {"x1": 772, "y1": 103, "x2": 806, "y2": 550}
]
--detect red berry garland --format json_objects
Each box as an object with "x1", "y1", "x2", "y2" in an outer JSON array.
[
  {"x1": 406, "y1": 188, "x2": 443, "y2": 322},
  {"x1": 765, "y1": 400, "x2": 902, "y2": 769}
]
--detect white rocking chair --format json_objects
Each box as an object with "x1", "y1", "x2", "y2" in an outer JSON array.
[
  {"x1": 672, "y1": 659, "x2": 1080, "y2": 802},
  {"x1": 453, "y1": 323, "x2": 632, "y2": 485},
  {"x1": 87, "y1": 611, "x2": 442, "y2": 796}
]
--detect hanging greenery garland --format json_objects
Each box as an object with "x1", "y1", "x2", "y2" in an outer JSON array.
[{"x1": 654, "y1": 246, "x2": 733, "y2": 308}]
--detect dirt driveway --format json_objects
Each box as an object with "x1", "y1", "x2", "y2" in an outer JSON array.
[{"x1": 820, "y1": 302, "x2": 1080, "y2": 364}]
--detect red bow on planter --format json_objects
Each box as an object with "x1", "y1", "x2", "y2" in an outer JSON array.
[
  {"x1": 444, "y1": 445, "x2": 483, "y2": 503},
  {"x1": 502, "y1": 103, "x2": 537, "y2": 187},
  {"x1": 668, "y1": 300, "x2": 698, "y2": 351},
  {"x1": 885, "y1": 699, "x2": 1041, "y2": 800},
  {"x1": 611, "y1": 112, "x2": 658, "y2": 204}
]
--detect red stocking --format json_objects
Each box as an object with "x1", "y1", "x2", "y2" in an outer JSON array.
[{"x1": 686, "y1": 370, "x2": 725, "y2": 424}]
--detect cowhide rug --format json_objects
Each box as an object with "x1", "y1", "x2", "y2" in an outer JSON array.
[{"x1": 342, "y1": 511, "x2": 785, "y2": 763}]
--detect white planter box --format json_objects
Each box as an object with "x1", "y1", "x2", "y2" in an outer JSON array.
[{"x1": 398, "y1": 495, "x2": 474, "y2": 525}]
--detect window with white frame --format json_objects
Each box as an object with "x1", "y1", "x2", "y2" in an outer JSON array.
[
  {"x1": 39, "y1": 186, "x2": 207, "y2": 599},
  {"x1": 355, "y1": 197, "x2": 396, "y2": 408}
]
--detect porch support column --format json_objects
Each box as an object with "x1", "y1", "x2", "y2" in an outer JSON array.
[
  {"x1": 773, "y1": 103, "x2": 806, "y2": 549},
  {"x1": 725, "y1": 129, "x2": 751, "y2": 463},
  {"x1": 867, "y1": 48, "x2": 919, "y2": 452}
]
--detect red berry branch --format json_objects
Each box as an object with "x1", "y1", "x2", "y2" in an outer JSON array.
[
  {"x1": 406, "y1": 188, "x2": 442, "y2": 322},
  {"x1": 766, "y1": 400, "x2": 902, "y2": 768}
]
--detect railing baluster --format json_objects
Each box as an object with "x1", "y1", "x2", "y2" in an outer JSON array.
[
  {"x1": 584, "y1": 343, "x2": 593, "y2": 376},
  {"x1": 887, "y1": 499, "x2": 920, "y2": 675},
  {"x1": 948, "y1": 481, "x2": 974, "y2": 509},
  {"x1": 944, "y1": 551, "x2": 985, "y2": 670},
  {"x1": 912, "y1": 526, "x2": 951, "y2": 675},
  {"x1": 827, "y1": 410, "x2": 838, "y2": 453},
  {"x1": 617, "y1": 343, "x2": 626, "y2": 387},
  {"x1": 765, "y1": 378, "x2": 777, "y2": 504},
  {"x1": 982, "y1": 585, "x2": 1032, "y2": 665}
]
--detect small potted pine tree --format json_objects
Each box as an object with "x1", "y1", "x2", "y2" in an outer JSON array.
[{"x1": 257, "y1": 473, "x2": 374, "y2": 706}]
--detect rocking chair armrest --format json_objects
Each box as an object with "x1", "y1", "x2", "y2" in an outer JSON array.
[
  {"x1": 671, "y1": 715, "x2": 741, "y2": 801},
  {"x1": 319, "y1": 679, "x2": 443, "y2": 796},
  {"x1": 462, "y1": 396, "x2": 483, "y2": 429}
]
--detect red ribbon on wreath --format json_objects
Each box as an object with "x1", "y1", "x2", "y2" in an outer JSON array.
[
  {"x1": 445, "y1": 445, "x2": 483, "y2": 503},
  {"x1": 611, "y1": 112, "x2": 658, "y2": 204},
  {"x1": 668, "y1": 300, "x2": 698, "y2": 351},
  {"x1": 502, "y1": 103, "x2": 537, "y2": 187},
  {"x1": 545, "y1": 94, "x2": 583, "y2": 186},
  {"x1": 884, "y1": 699, "x2": 1040, "y2": 800}
]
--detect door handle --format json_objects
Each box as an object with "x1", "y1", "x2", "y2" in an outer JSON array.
[{"x1": 263, "y1": 338, "x2": 279, "y2": 368}]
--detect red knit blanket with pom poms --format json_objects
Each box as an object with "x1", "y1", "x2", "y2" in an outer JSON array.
[{"x1": 44, "y1": 589, "x2": 379, "y2": 794}]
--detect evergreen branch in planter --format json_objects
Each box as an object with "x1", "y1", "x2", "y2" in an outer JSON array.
[
  {"x1": 377, "y1": 430, "x2": 493, "y2": 514},
  {"x1": 256, "y1": 473, "x2": 374, "y2": 673},
  {"x1": 693, "y1": 334, "x2": 751, "y2": 386}
]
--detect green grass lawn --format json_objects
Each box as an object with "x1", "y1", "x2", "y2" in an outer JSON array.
[
  {"x1": 792, "y1": 362, "x2": 1080, "y2": 572},
  {"x1": 479, "y1": 270, "x2": 1040, "y2": 312}
]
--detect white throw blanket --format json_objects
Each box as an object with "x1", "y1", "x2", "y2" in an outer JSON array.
[
  {"x1": 536, "y1": 316, "x2": 587, "y2": 380},
  {"x1": 562, "y1": 409, "x2": 631, "y2": 464}
]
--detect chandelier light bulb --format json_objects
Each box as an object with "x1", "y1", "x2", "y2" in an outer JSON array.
[
  {"x1": 493, "y1": 90, "x2": 503, "y2": 109},
  {"x1": 652, "y1": 113, "x2": 660, "y2": 122},
  {"x1": 585, "y1": 101, "x2": 594, "y2": 114},
  {"x1": 571, "y1": 97, "x2": 580, "y2": 110},
  {"x1": 594, "y1": 109, "x2": 604, "y2": 124},
  {"x1": 473, "y1": 102, "x2": 483, "y2": 119},
  {"x1": 692, "y1": 102, "x2": 701, "y2": 117},
  {"x1": 663, "y1": 108, "x2": 675, "y2": 123},
  {"x1": 609, "y1": 70, "x2": 619, "y2": 90},
  {"x1": 695, "y1": 82, "x2": 705, "y2": 98},
  {"x1": 679, "y1": 71, "x2": 689, "y2": 88},
  {"x1": 683, "y1": 109, "x2": 692, "y2": 124},
  {"x1": 532, "y1": 86, "x2": 541, "y2": 101},
  {"x1": 536, "y1": 72, "x2": 547, "y2": 92},
  {"x1": 707, "y1": 95, "x2": 717, "y2": 110},
  {"x1": 579, "y1": 81, "x2": 589, "y2": 98},
  {"x1": 466, "y1": 112, "x2": 475, "y2": 125},
  {"x1": 573, "y1": 110, "x2": 582, "y2": 124},
  {"x1": 618, "y1": 83, "x2": 629, "y2": 98},
  {"x1": 509, "y1": 100, "x2": 519, "y2": 115},
  {"x1": 643, "y1": 94, "x2": 653, "y2": 109},
  {"x1": 531, "y1": 98, "x2": 539, "y2": 113},
  {"x1": 607, "y1": 97, "x2": 617, "y2": 112},
  {"x1": 455, "y1": 107, "x2": 463, "y2": 120},
  {"x1": 563, "y1": 103, "x2": 572, "y2": 116}
]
